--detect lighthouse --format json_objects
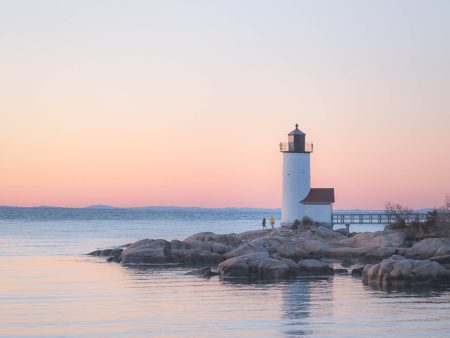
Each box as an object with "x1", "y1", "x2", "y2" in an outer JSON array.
[{"x1": 280, "y1": 124, "x2": 335, "y2": 227}]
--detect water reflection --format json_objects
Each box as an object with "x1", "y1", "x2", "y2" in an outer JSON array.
[
  {"x1": 363, "y1": 280, "x2": 450, "y2": 295},
  {"x1": 281, "y1": 279, "x2": 311, "y2": 336},
  {"x1": 1, "y1": 256, "x2": 450, "y2": 337},
  {"x1": 281, "y1": 277, "x2": 334, "y2": 336}
]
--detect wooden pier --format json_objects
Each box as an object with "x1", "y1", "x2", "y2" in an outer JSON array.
[
  {"x1": 332, "y1": 213, "x2": 428, "y2": 225},
  {"x1": 332, "y1": 212, "x2": 429, "y2": 234}
]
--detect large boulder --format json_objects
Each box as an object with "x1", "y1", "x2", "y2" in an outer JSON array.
[
  {"x1": 362, "y1": 255, "x2": 450, "y2": 288},
  {"x1": 112, "y1": 231, "x2": 266, "y2": 265},
  {"x1": 181, "y1": 232, "x2": 243, "y2": 263},
  {"x1": 236, "y1": 229, "x2": 272, "y2": 242},
  {"x1": 184, "y1": 266, "x2": 218, "y2": 277},
  {"x1": 274, "y1": 225, "x2": 397, "y2": 260},
  {"x1": 118, "y1": 239, "x2": 227, "y2": 265},
  {"x1": 218, "y1": 252, "x2": 298, "y2": 280},
  {"x1": 183, "y1": 232, "x2": 242, "y2": 248},
  {"x1": 298, "y1": 259, "x2": 334, "y2": 275},
  {"x1": 276, "y1": 238, "x2": 330, "y2": 259},
  {"x1": 326, "y1": 245, "x2": 400, "y2": 259},
  {"x1": 351, "y1": 266, "x2": 364, "y2": 277},
  {"x1": 313, "y1": 230, "x2": 408, "y2": 259},
  {"x1": 170, "y1": 239, "x2": 225, "y2": 265},
  {"x1": 311, "y1": 226, "x2": 346, "y2": 241},
  {"x1": 303, "y1": 239, "x2": 331, "y2": 253},
  {"x1": 224, "y1": 235, "x2": 289, "y2": 259},
  {"x1": 88, "y1": 247, "x2": 124, "y2": 263},
  {"x1": 88, "y1": 248, "x2": 123, "y2": 257},
  {"x1": 430, "y1": 255, "x2": 450, "y2": 265},
  {"x1": 120, "y1": 239, "x2": 171, "y2": 264},
  {"x1": 271, "y1": 226, "x2": 342, "y2": 259},
  {"x1": 116, "y1": 228, "x2": 408, "y2": 265},
  {"x1": 340, "y1": 230, "x2": 406, "y2": 248},
  {"x1": 276, "y1": 239, "x2": 308, "y2": 259},
  {"x1": 406, "y1": 238, "x2": 450, "y2": 259},
  {"x1": 99, "y1": 226, "x2": 420, "y2": 269},
  {"x1": 119, "y1": 236, "x2": 230, "y2": 265}
]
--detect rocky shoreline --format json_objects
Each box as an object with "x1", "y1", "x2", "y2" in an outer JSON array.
[{"x1": 88, "y1": 224, "x2": 450, "y2": 290}]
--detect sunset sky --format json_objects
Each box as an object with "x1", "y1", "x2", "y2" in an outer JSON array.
[{"x1": 1, "y1": 1, "x2": 449, "y2": 209}]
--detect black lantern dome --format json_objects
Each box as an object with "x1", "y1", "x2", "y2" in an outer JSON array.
[{"x1": 280, "y1": 123, "x2": 313, "y2": 153}]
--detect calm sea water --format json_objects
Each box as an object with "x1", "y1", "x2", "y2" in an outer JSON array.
[{"x1": 0, "y1": 207, "x2": 449, "y2": 337}]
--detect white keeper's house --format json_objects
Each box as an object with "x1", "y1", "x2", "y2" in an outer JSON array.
[{"x1": 279, "y1": 124, "x2": 335, "y2": 227}]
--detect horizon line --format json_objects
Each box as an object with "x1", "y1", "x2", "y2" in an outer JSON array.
[{"x1": 0, "y1": 204, "x2": 436, "y2": 211}]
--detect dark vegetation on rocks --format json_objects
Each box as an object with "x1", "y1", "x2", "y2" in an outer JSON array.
[{"x1": 385, "y1": 198, "x2": 450, "y2": 240}]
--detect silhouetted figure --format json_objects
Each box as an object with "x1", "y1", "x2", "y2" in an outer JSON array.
[{"x1": 262, "y1": 217, "x2": 267, "y2": 229}]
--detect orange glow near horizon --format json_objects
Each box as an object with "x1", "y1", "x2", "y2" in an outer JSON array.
[{"x1": 1, "y1": 111, "x2": 448, "y2": 209}]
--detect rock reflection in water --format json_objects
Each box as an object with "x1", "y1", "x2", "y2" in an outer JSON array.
[{"x1": 1, "y1": 256, "x2": 450, "y2": 337}]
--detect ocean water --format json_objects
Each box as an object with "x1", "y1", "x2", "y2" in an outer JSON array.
[{"x1": 0, "y1": 207, "x2": 449, "y2": 337}]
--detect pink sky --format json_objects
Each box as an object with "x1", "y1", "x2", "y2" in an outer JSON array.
[{"x1": 1, "y1": 1, "x2": 449, "y2": 209}]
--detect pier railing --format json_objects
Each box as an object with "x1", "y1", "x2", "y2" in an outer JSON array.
[{"x1": 332, "y1": 213, "x2": 429, "y2": 225}]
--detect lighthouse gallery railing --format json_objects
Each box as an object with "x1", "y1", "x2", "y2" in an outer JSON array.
[{"x1": 279, "y1": 142, "x2": 314, "y2": 152}]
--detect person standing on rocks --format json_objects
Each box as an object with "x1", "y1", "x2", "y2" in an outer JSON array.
[
  {"x1": 270, "y1": 216, "x2": 275, "y2": 228},
  {"x1": 262, "y1": 217, "x2": 267, "y2": 229}
]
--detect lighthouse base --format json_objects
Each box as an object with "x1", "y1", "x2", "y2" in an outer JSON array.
[
  {"x1": 281, "y1": 221, "x2": 333, "y2": 229},
  {"x1": 281, "y1": 203, "x2": 333, "y2": 228}
]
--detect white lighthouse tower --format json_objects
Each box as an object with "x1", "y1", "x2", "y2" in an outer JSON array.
[{"x1": 280, "y1": 124, "x2": 334, "y2": 226}]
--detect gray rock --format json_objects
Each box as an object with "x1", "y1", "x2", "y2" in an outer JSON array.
[
  {"x1": 225, "y1": 236, "x2": 288, "y2": 259},
  {"x1": 351, "y1": 267, "x2": 364, "y2": 277},
  {"x1": 276, "y1": 238, "x2": 330, "y2": 259},
  {"x1": 274, "y1": 227, "x2": 403, "y2": 260},
  {"x1": 278, "y1": 257, "x2": 300, "y2": 271},
  {"x1": 341, "y1": 258, "x2": 355, "y2": 267},
  {"x1": 430, "y1": 254, "x2": 450, "y2": 265},
  {"x1": 276, "y1": 239, "x2": 308, "y2": 259},
  {"x1": 184, "y1": 232, "x2": 242, "y2": 248},
  {"x1": 106, "y1": 255, "x2": 121, "y2": 263},
  {"x1": 218, "y1": 252, "x2": 298, "y2": 280},
  {"x1": 364, "y1": 246, "x2": 400, "y2": 259},
  {"x1": 93, "y1": 225, "x2": 429, "y2": 274},
  {"x1": 303, "y1": 239, "x2": 330, "y2": 254},
  {"x1": 236, "y1": 229, "x2": 272, "y2": 242},
  {"x1": 88, "y1": 248, "x2": 123, "y2": 257},
  {"x1": 224, "y1": 243, "x2": 267, "y2": 259},
  {"x1": 184, "y1": 266, "x2": 218, "y2": 277},
  {"x1": 298, "y1": 259, "x2": 334, "y2": 275},
  {"x1": 170, "y1": 239, "x2": 226, "y2": 265},
  {"x1": 325, "y1": 245, "x2": 400, "y2": 259},
  {"x1": 120, "y1": 239, "x2": 171, "y2": 264},
  {"x1": 406, "y1": 238, "x2": 450, "y2": 259},
  {"x1": 362, "y1": 255, "x2": 450, "y2": 288},
  {"x1": 340, "y1": 230, "x2": 406, "y2": 248},
  {"x1": 272, "y1": 254, "x2": 300, "y2": 270},
  {"x1": 119, "y1": 233, "x2": 243, "y2": 265},
  {"x1": 313, "y1": 226, "x2": 346, "y2": 241},
  {"x1": 335, "y1": 228, "x2": 348, "y2": 236}
]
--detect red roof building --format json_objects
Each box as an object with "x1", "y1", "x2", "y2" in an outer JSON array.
[{"x1": 301, "y1": 188, "x2": 335, "y2": 204}]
